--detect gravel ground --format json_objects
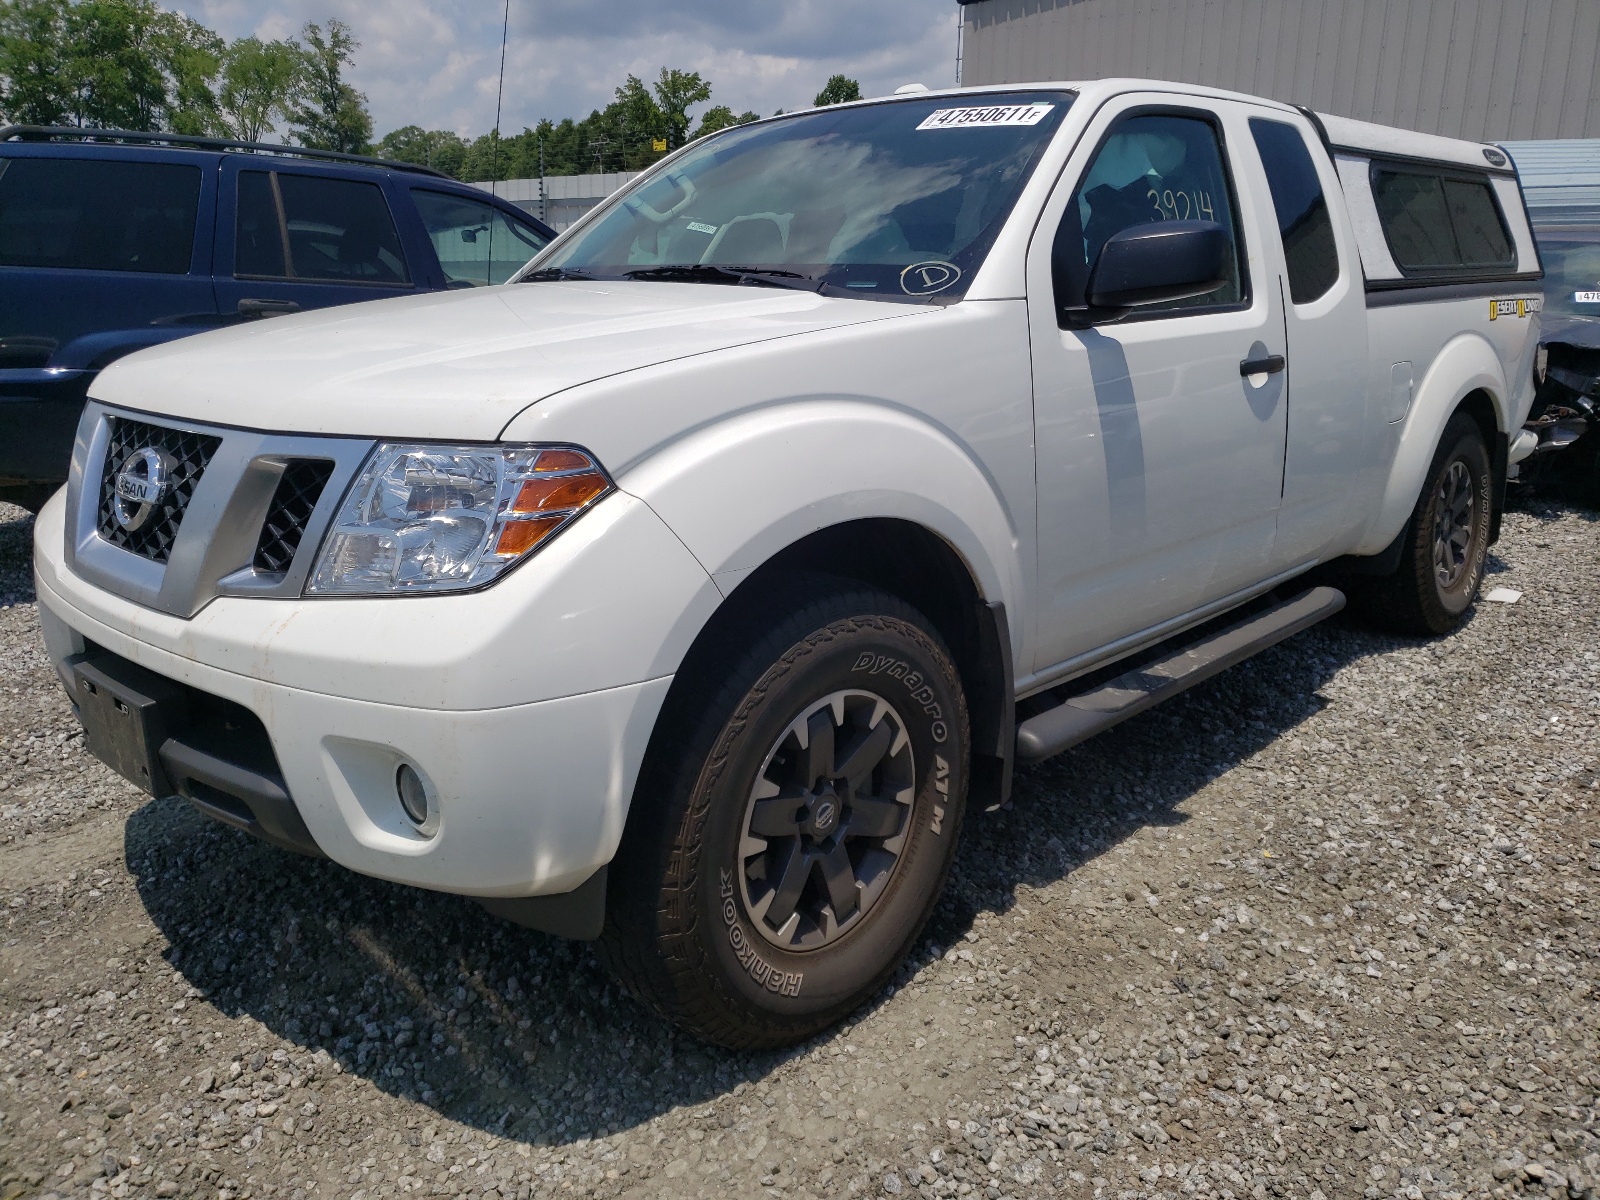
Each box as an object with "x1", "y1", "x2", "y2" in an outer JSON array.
[{"x1": 1, "y1": 493, "x2": 1597, "y2": 1200}]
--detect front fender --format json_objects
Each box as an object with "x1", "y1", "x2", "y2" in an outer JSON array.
[
  {"x1": 616, "y1": 399, "x2": 1024, "y2": 618},
  {"x1": 1355, "y1": 333, "x2": 1508, "y2": 556}
]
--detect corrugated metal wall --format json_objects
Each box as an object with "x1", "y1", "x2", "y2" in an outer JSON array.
[
  {"x1": 959, "y1": 0, "x2": 1600, "y2": 140},
  {"x1": 1504, "y1": 139, "x2": 1600, "y2": 216}
]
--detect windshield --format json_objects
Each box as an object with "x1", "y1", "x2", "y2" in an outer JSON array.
[
  {"x1": 1531, "y1": 217, "x2": 1600, "y2": 323},
  {"x1": 531, "y1": 92, "x2": 1073, "y2": 302}
]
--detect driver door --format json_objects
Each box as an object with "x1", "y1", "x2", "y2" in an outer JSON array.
[{"x1": 1026, "y1": 95, "x2": 1290, "y2": 675}]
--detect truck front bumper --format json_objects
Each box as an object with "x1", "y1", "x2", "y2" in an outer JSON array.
[{"x1": 32, "y1": 489, "x2": 712, "y2": 904}]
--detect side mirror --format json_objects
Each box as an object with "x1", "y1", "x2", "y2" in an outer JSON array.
[{"x1": 1085, "y1": 220, "x2": 1230, "y2": 311}]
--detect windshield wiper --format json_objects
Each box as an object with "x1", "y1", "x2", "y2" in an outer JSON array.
[
  {"x1": 519, "y1": 267, "x2": 600, "y2": 282},
  {"x1": 622, "y1": 264, "x2": 820, "y2": 292}
]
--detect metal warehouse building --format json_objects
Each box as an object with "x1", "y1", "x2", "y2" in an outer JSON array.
[{"x1": 957, "y1": 0, "x2": 1600, "y2": 141}]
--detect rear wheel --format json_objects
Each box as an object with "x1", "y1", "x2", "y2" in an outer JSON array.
[
  {"x1": 1354, "y1": 412, "x2": 1492, "y2": 635},
  {"x1": 597, "y1": 576, "x2": 968, "y2": 1049}
]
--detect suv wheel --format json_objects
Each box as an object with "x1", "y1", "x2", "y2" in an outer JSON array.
[
  {"x1": 1356, "y1": 412, "x2": 1492, "y2": 635},
  {"x1": 597, "y1": 576, "x2": 969, "y2": 1049}
]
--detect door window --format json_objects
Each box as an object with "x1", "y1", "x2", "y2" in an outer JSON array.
[
  {"x1": 234, "y1": 170, "x2": 410, "y2": 285},
  {"x1": 1249, "y1": 118, "x2": 1339, "y2": 304},
  {"x1": 0, "y1": 157, "x2": 199, "y2": 273},
  {"x1": 1054, "y1": 112, "x2": 1247, "y2": 315},
  {"x1": 412, "y1": 191, "x2": 549, "y2": 287}
]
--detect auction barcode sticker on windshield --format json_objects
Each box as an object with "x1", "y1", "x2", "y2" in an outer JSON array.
[
  {"x1": 1576, "y1": 290, "x2": 1600, "y2": 303},
  {"x1": 916, "y1": 103, "x2": 1053, "y2": 131}
]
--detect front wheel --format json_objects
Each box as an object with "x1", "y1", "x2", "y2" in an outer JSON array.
[
  {"x1": 1354, "y1": 412, "x2": 1492, "y2": 635},
  {"x1": 597, "y1": 577, "x2": 969, "y2": 1049}
]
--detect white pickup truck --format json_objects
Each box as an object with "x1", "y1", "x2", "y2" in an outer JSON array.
[{"x1": 34, "y1": 79, "x2": 1541, "y2": 1048}]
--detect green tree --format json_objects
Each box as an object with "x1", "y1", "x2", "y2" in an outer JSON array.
[
  {"x1": 216, "y1": 35, "x2": 302, "y2": 142},
  {"x1": 372, "y1": 63, "x2": 721, "y2": 180},
  {"x1": 287, "y1": 19, "x2": 370, "y2": 153},
  {"x1": 651, "y1": 67, "x2": 709, "y2": 149},
  {"x1": 0, "y1": 0, "x2": 222, "y2": 131},
  {"x1": 0, "y1": 0, "x2": 74, "y2": 125},
  {"x1": 612, "y1": 73, "x2": 663, "y2": 148},
  {"x1": 375, "y1": 124, "x2": 469, "y2": 176},
  {"x1": 691, "y1": 104, "x2": 758, "y2": 140},
  {"x1": 149, "y1": 8, "x2": 223, "y2": 133},
  {"x1": 813, "y1": 74, "x2": 861, "y2": 107}
]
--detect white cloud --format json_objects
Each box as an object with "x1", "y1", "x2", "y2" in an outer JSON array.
[{"x1": 187, "y1": 0, "x2": 958, "y2": 139}]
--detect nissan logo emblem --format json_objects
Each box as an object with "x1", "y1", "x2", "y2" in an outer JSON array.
[
  {"x1": 813, "y1": 800, "x2": 837, "y2": 832},
  {"x1": 113, "y1": 447, "x2": 176, "y2": 532}
]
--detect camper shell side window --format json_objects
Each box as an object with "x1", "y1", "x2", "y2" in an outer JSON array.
[{"x1": 1368, "y1": 160, "x2": 1516, "y2": 279}]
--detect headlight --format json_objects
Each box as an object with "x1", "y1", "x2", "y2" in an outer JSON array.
[{"x1": 307, "y1": 444, "x2": 612, "y2": 595}]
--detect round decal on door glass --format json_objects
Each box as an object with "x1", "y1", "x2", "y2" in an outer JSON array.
[{"x1": 900, "y1": 260, "x2": 961, "y2": 295}]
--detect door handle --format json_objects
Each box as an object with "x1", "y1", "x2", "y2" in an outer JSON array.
[
  {"x1": 1239, "y1": 353, "x2": 1286, "y2": 377},
  {"x1": 238, "y1": 298, "x2": 301, "y2": 319}
]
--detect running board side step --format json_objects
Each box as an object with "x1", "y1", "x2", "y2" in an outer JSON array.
[{"x1": 1015, "y1": 587, "x2": 1345, "y2": 763}]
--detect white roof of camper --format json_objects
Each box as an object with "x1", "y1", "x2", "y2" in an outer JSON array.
[
  {"x1": 1315, "y1": 113, "x2": 1509, "y2": 173},
  {"x1": 816, "y1": 79, "x2": 1514, "y2": 174}
]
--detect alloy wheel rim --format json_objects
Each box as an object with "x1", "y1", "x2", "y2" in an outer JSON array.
[
  {"x1": 1432, "y1": 459, "x2": 1476, "y2": 590},
  {"x1": 737, "y1": 689, "x2": 916, "y2": 951}
]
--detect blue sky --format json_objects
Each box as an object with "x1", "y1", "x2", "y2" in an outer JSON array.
[{"x1": 189, "y1": 1, "x2": 960, "y2": 140}]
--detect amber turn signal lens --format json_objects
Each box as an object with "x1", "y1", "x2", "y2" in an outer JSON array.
[
  {"x1": 533, "y1": 449, "x2": 593, "y2": 473},
  {"x1": 495, "y1": 515, "x2": 565, "y2": 556},
  {"x1": 510, "y1": 471, "x2": 608, "y2": 514}
]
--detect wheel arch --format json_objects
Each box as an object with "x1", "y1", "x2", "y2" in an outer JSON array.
[
  {"x1": 628, "y1": 517, "x2": 1017, "y2": 854},
  {"x1": 731, "y1": 518, "x2": 1015, "y2": 809},
  {"x1": 1355, "y1": 334, "x2": 1509, "y2": 556}
]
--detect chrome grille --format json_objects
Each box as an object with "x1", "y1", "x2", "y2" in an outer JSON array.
[
  {"x1": 96, "y1": 417, "x2": 222, "y2": 563},
  {"x1": 252, "y1": 459, "x2": 335, "y2": 573},
  {"x1": 68, "y1": 403, "x2": 376, "y2": 617}
]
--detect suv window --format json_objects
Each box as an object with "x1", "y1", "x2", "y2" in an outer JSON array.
[
  {"x1": 1055, "y1": 112, "x2": 1247, "y2": 315},
  {"x1": 1371, "y1": 166, "x2": 1513, "y2": 274},
  {"x1": 0, "y1": 157, "x2": 199, "y2": 274},
  {"x1": 235, "y1": 170, "x2": 410, "y2": 285},
  {"x1": 1249, "y1": 118, "x2": 1339, "y2": 304},
  {"x1": 413, "y1": 191, "x2": 548, "y2": 287}
]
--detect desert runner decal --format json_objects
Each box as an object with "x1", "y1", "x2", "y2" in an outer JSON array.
[
  {"x1": 1490, "y1": 296, "x2": 1542, "y2": 320},
  {"x1": 915, "y1": 103, "x2": 1053, "y2": 131},
  {"x1": 721, "y1": 869, "x2": 802, "y2": 996}
]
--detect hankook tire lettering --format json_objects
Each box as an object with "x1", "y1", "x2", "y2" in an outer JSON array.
[{"x1": 720, "y1": 869, "x2": 802, "y2": 997}]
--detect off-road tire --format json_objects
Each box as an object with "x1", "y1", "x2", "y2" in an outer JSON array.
[
  {"x1": 596, "y1": 574, "x2": 969, "y2": 1049},
  {"x1": 1353, "y1": 412, "x2": 1492, "y2": 636}
]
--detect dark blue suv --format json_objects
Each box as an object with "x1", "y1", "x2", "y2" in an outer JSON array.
[{"x1": 0, "y1": 127, "x2": 554, "y2": 509}]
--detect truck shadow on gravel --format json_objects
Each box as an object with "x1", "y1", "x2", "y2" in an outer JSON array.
[{"x1": 122, "y1": 608, "x2": 1406, "y2": 1149}]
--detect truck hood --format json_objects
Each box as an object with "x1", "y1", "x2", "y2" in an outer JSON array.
[{"x1": 89, "y1": 282, "x2": 907, "y2": 440}]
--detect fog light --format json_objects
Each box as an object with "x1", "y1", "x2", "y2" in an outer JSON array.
[{"x1": 396, "y1": 763, "x2": 430, "y2": 827}]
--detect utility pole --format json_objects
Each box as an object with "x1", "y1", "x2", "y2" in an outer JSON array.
[
  {"x1": 538, "y1": 136, "x2": 547, "y2": 224},
  {"x1": 492, "y1": 0, "x2": 510, "y2": 186},
  {"x1": 955, "y1": 8, "x2": 964, "y2": 86}
]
